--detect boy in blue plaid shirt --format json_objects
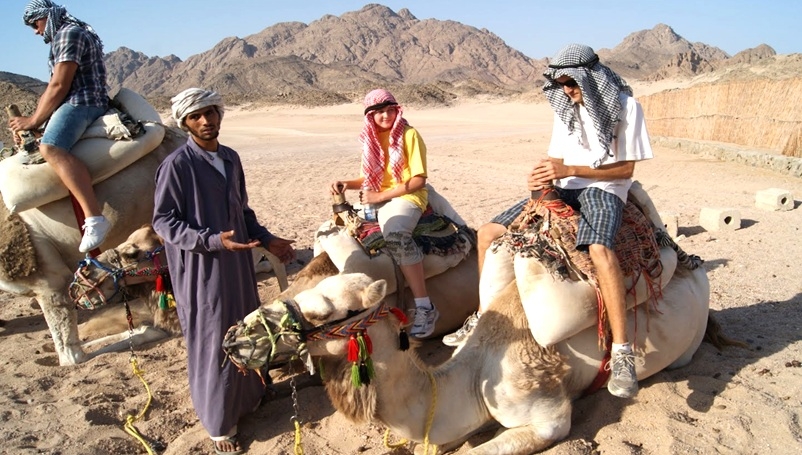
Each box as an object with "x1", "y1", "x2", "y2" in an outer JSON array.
[{"x1": 8, "y1": 0, "x2": 110, "y2": 253}]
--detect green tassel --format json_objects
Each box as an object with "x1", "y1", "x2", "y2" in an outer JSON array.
[
  {"x1": 351, "y1": 362, "x2": 362, "y2": 387},
  {"x1": 357, "y1": 335, "x2": 375, "y2": 383},
  {"x1": 158, "y1": 293, "x2": 168, "y2": 310}
]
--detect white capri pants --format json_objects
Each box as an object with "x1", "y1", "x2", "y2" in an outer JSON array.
[{"x1": 375, "y1": 197, "x2": 423, "y2": 266}]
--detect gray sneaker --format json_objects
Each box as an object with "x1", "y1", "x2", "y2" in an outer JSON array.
[
  {"x1": 607, "y1": 350, "x2": 639, "y2": 398},
  {"x1": 410, "y1": 307, "x2": 439, "y2": 338},
  {"x1": 442, "y1": 312, "x2": 479, "y2": 346}
]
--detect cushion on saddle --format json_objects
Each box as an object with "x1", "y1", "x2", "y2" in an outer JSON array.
[
  {"x1": 314, "y1": 209, "x2": 474, "y2": 296},
  {"x1": 356, "y1": 206, "x2": 468, "y2": 257},
  {"x1": 490, "y1": 194, "x2": 669, "y2": 346},
  {"x1": 0, "y1": 88, "x2": 164, "y2": 213}
]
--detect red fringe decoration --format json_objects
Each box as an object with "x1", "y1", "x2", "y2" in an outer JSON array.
[
  {"x1": 347, "y1": 334, "x2": 359, "y2": 362},
  {"x1": 364, "y1": 333, "x2": 373, "y2": 354},
  {"x1": 389, "y1": 307, "x2": 408, "y2": 324}
]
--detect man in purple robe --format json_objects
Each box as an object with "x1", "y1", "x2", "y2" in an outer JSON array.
[{"x1": 153, "y1": 88, "x2": 295, "y2": 455}]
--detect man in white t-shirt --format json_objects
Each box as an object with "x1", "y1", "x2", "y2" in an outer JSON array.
[{"x1": 444, "y1": 44, "x2": 652, "y2": 399}]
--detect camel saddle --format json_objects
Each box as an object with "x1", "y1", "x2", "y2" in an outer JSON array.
[
  {"x1": 0, "y1": 88, "x2": 165, "y2": 214},
  {"x1": 481, "y1": 189, "x2": 678, "y2": 347}
]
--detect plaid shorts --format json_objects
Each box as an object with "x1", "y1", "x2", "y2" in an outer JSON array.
[
  {"x1": 490, "y1": 198, "x2": 529, "y2": 227},
  {"x1": 557, "y1": 187, "x2": 624, "y2": 251},
  {"x1": 489, "y1": 188, "x2": 624, "y2": 251}
]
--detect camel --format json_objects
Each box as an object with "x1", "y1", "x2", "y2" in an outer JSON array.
[
  {"x1": 0, "y1": 126, "x2": 188, "y2": 365},
  {"x1": 226, "y1": 261, "x2": 708, "y2": 454},
  {"x1": 222, "y1": 187, "x2": 711, "y2": 454}
]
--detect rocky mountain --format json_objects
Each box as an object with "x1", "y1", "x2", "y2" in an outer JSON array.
[
  {"x1": 597, "y1": 23, "x2": 730, "y2": 80},
  {"x1": 104, "y1": 4, "x2": 547, "y2": 107}
]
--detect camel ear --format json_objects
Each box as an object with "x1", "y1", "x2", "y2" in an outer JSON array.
[{"x1": 362, "y1": 279, "x2": 387, "y2": 307}]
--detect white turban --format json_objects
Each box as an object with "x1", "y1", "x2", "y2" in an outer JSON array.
[{"x1": 170, "y1": 88, "x2": 225, "y2": 130}]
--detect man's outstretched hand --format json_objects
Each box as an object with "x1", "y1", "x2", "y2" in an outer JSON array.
[
  {"x1": 267, "y1": 237, "x2": 296, "y2": 264},
  {"x1": 220, "y1": 230, "x2": 261, "y2": 251}
]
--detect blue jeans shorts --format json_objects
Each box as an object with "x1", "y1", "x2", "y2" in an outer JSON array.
[{"x1": 41, "y1": 103, "x2": 107, "y2": 151}]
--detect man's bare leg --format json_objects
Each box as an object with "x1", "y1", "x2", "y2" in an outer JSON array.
[
  {"x1": 589, "y1": 243, "x2": 638, "y2": 398},
  {"x1": 40, "y1": 144, "x2": 110, "y2": 252},
  {"x1": 477, "y1": 222, "x2": 506, "y2": 278},
  {"x1": 40, "y1": 144, "x2": 101, "y2": 216}
]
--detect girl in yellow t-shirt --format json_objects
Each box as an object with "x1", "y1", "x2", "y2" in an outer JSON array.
[{"x1": 330, "y1": 88, "x2": 438, "y2": 338}]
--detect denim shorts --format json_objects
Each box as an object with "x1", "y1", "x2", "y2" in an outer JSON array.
[{"x1": 41, "y1": 103, "x2": 107, "y2": 151}]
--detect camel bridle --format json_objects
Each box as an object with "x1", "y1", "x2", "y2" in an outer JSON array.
[
  {"x1": 69, "y1": 246, "x2": 168, "y2": 309},
  {"x1": 222, "y1": 300, "x2": 407, "y2": 377}
]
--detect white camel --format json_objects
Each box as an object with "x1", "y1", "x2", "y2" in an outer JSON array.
[
  {"x1": 226, "y1": 259, "x2": 709, "y2": 454},
  {"x1": 68, "y1": 224, "x2": 287, "y2": 357},
  {"x1": 0, "y1": 126, "x2": 187, "y2": 365}
]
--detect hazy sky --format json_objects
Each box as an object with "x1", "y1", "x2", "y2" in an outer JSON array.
[{"x1": 2, "y1": 0, "x2": 800, "y2": 81}]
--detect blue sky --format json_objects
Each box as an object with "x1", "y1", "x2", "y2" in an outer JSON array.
[{"x1": 2, "y1": 0, "x2": 800, "y2": 81}]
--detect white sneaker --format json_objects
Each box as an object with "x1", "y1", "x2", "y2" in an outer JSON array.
[
  {"x1": 442, "y1": 312, "x2": 480, "y2": 346},
  {"x1": 79, "y1": 216, "x2": 111, "y2": 253},
  {"x1": 606, "y1": 350, "x2": 639, "y2": 398},
  {"x1": 410, "y1": 306, "x2": 439, "y2": 339}
]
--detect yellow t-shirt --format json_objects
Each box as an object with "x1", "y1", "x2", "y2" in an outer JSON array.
[{"x1": 374, "y1": 125, "x2": 428, "y2": 211}]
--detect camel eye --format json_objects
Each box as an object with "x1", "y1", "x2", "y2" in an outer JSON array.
[{"x1": 121, "y1": 247, "x2": 141, "y2": 262}]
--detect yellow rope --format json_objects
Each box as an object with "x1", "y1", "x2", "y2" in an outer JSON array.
[
  {"x1": 383, "y1": 428, "x2": 408, "y2": 449},
  {"x1": 293, "y1": 419, "x2": 304, "y2": 455},
  {"x1": 382, "y1": 371, "x2": 438, "y2": 454},
  {"x1": 421, "y1": 370, "x2": 438, "y2": 455},
  {"x1": 123, "y1": 356, "x2": 156, "y2": 455}
]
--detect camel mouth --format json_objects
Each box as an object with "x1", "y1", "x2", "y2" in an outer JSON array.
[
  {"x1": 68, "y1": 246, "x2": 167, "y2": 310},
  {"x1": 222, "y1": 299, "x2": 309, "y2": 372},
  {"x1": 222, "y1": 300, "x2": 399, "y2": 375}
]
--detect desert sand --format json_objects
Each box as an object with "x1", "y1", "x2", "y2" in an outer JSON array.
[{"x1": 1, "y1": 95, "x2": 801, "y2": 455}]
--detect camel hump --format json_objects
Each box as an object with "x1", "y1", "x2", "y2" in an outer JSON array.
[{"x1": 0, "y1": 89, "x2": 165, "y2": 213}]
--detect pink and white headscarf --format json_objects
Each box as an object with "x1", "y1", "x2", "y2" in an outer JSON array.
[{"x1": 360, "y1": 89, "x2": 408, "y2": 191}]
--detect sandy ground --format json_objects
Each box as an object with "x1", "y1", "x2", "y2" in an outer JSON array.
[{"x1": 1, "y1": 96, "x2": 802, "y2": 455}]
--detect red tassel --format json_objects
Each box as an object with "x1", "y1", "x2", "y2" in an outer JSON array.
[
  {"x1": 155, "y1": 274, "x2": 165, "y2": 293},
  {"x1": 389, "y1": 307, "x2": 408, "y2": 325},
  {"x1": 347, "y1": 334, "x2": 359, "y2": 362},
  {"x1": 363, "y1": 333, "x2": 373, "y2": 354}
]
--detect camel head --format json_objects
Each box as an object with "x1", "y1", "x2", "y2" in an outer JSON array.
[
  {"x1": 223, "y1": 273, "x2": 399, "y2": 373},
  {"x1": 68, "y1": 225, "x2": 166, "y2": 309}
]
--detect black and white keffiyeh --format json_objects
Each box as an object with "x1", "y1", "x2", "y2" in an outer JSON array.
[
  {"x1": 23, "y1": 0, "x2": 102, "y2": 48},
  {"x1": 542, "y1": 43, "x2": 632, "y2": 168}
]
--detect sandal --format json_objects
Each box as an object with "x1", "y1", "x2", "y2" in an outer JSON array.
[{"x1": 212, "y1": 435, "x2": 243, "y2": 455}]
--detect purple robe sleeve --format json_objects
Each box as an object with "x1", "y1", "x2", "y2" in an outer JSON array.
[{"x1": 235, "y1": 155, "x2": 276, "y2": 248}]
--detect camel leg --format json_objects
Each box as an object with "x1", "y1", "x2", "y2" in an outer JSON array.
[
  {"x1": 254, "y1": 248, "x2": 289, "y2": 291},
  {"x1": 83, "y1": 325, "x2": 170, "y2": 360},
  {"x1": 466, "y1": 425, "x2": 557, "y2": 455},
  {"x1": 39, "y1": 292, "x2": 86, "y2": 366}
]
